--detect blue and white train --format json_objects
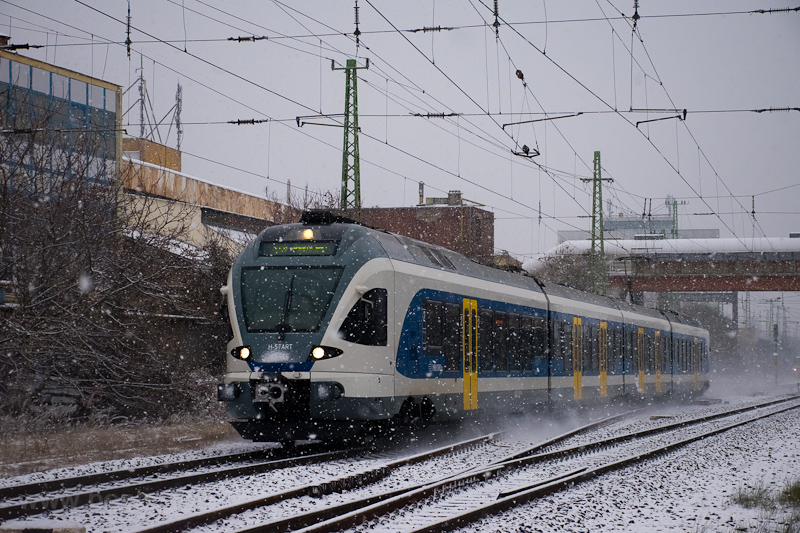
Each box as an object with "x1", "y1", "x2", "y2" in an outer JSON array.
[{"x1": 218, "y1": 211, "x2": 710, "y2": 443}]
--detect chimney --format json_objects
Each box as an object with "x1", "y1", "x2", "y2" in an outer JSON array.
[
  {"x1": 418, "y1": 182, "x2": 424, "y2": 206},
  {"x1": 447, "y1": 190, "x2": 462, "y2": 206}
]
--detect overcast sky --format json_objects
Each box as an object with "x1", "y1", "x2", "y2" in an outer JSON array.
[{"x1": 4, "y1": 0, "x2": 800, "y2": 324}]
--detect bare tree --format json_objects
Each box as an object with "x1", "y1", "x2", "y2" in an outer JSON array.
[
  {"x1": 0, "y1": 108, "x2": 229, "y2": 422},
  {"x1": 535, "y1": 246, "x2": 598, "y2": 293},
  {"x1": 265, "y1": 183, "x2": 341, "y2": 225}
]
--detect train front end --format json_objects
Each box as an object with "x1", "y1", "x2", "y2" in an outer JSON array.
[{"x1": 217, "y1": 213, "x2": 396, "y2": 443}]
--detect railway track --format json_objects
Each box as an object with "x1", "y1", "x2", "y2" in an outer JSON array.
[
  {"x1": 0, "y1": 446, "x2": 363, "y2": 520},
  {"x1": 0, "y1": 429, "x2": 520, "y2": 531},
  {"x1": 299, "y1": 395, "x2": 800, "y2": 533},
  {"x1": 7, "y1": 397, "x2": 795, "y2": 532},
  {"x1": 135, "y1": 395, "x2": 793, "y2": 533},
  {"x1": 123, "y1": 412, "x2": 630, "y2": 532}
]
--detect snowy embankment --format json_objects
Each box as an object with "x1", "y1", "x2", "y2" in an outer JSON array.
[{"x1": 460, "y1": 400, "x2": 800, "y2": 533}]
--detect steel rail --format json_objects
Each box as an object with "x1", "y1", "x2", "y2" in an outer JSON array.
[
  {"x1": 147, "y1": 414, "x2": 627, "y2": 533},
  {"x1": 130, "y1": 432, "x2": 501, "y2": 533},
  {"x1": 0, "y1": 448, "x2": 297, "y2": 500},
  {"x1": 409, "y1": 400, "x2": 800, "y2": 533},
  {"x1": 0, "y1": 448, "x2": 362, "y2": 520},
  {"x1": 281, "y1": 396, "x2": 799, "y2": 533}
]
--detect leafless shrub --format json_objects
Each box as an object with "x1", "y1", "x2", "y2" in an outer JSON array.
[
  {"x1": 535, "y1": 246, "x2": 598, "y2": 293},
  {"x1": 0, "y1": 105, "x2": 231, "y2": 424}
]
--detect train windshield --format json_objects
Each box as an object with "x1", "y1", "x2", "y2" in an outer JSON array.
[{"x1": 241, "y1": 266, "x2": 343, "y2": 333}]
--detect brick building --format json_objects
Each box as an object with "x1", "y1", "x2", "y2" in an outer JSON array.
[{"x1": 361, "y1": 191, "x2": 494, "y2": 264}]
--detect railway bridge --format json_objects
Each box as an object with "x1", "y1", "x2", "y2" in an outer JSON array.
[{"x1": 534, "y1": 237, "x2": 800, "y2": 325}]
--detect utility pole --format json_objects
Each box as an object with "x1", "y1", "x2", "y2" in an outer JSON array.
[
  {"x1": 581, "y1": 151, "x2": 613, "y2": 295},
  {"x1": 175, "y1": 84, "x2": 183, "y2": 152},
  {"x1": 332, "y1": 58, "x2": 368, "y2": 219},
  {"x1": 138, "y1": 56, "x2": 146, "y2": 139}
]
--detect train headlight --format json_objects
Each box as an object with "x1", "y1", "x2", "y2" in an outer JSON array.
[
  {"x1": 231, "y1": 346, "x2": 252, "y2": 360},
  {"x1": 308, "y1": 345, "x2": 343, "y2": 361},
  {"x1": 302, "y1": 228, "x2": 315, "y2": 239}
]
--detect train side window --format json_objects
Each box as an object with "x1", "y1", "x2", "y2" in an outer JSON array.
[
  {"x1": 508, "y1": 314, "x2": 521, "y2": 373},
  {"x1": 589, "y1": 326, "x2": 599, "y2": 372},
  {"x1": 685, "y1": 340, "x2": 690, "y2": 372},
  {"x1": 478, "y1": 309, "x2": 494, "y2": 372},
  {"x1": 675, "y1": 338, "x2": 681, "y2": 372},
  {"x1": 521, "y1": 316, "x2": 534, "y2": 372},
  {"x1": 443, "y1": 303, "x2": 462, "y2": 372},
  {"x1": 339, "y1": 288, "x2": 388, "y2": 346},
  {"x1": 629, "y1": 331, "x2": 638, "y2": 373},
  {"x1": 533, "y1": 317, "x2": 546, "y2": 363},
  {"x1": 423, "y1": 300, "x2": 444, "y2": 355},
  {"x1": 608, "y1": 329, "x2": 616, "y2": 374},
  {"x1": 552, "y1": 321, "x2": 562, "y2": 365},
  {"x1": 494, "y1": 312, "x2": 508, "y2": 372},
  {"x1": 562, "y1": 320, "x2": 573, "y2": 372}
]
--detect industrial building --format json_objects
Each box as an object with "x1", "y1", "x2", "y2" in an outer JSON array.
[{"x1": 0, "y1": 48, "x2": 122, "y2": 179}]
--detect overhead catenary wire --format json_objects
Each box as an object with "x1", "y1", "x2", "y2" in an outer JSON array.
[
  {"x1": 7, "y1": 0, "x2": 795, "y2": 256},
  {"x1": 599, "y1": 0, "x2": 777, "y2": 249},
  {"x1": 16, "y1": 1, "x2": 575, "y2": 237},
  {"x1": 478, "y1": 0, "x2": 767, "y2": 253},
  {"x1": 16, "y1": 3, "x2": 591, "y2": 243}
]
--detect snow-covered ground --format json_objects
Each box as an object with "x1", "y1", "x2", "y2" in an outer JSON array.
[
  {"x1": 1, "y1": 381, "x2": 798, "y2": 533},
  {"x1": 462, "y1": 395, "x2": 800, "y2": 532}
]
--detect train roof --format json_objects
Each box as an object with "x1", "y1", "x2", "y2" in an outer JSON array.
[{"x1": 262, "y1": 212, "x2": 706, "y2": 331}]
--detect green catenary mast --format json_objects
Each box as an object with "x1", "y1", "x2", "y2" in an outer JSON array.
[
  {"x1": 581, "y1": 151, "x2": 613, "y2": 295},
  {"x1": 333, "y1": 58, "x2": 368, "y2": 219}
]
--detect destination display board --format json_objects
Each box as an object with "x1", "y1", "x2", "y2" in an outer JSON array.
[{"x1": 259, "y1": 241, "x2": 337, "y2": 256}]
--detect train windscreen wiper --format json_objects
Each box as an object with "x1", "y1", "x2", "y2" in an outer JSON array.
[{"x1": 276, "y1": 274, "x2": 295, "y2": 340}]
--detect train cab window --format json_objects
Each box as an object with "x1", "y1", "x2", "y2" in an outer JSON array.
[
  {"x1": 443, "y1": 303, "x2": 462, "y2": 372},
  {"x1": 494, "y1": 312, "x2": 508, "y2": 372},
  {"x1": 423, "y1": 300, "x2": 444, "y2": 354},
  {"x1": 508, "y1": 315, "x2": 522, "y2": 373},
  {"x1": 478, "y1": 309, "x2": 494, "y2": 372},
  {"x1": 339, "y1": 288, "x2": 388, "y2": 346}
]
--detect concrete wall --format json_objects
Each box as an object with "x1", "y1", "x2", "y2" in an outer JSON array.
[{"x1": 122, "y1": 157, "x2": 283, "y2": 223}]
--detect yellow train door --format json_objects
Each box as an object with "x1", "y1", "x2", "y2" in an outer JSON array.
[
  {"x1": 655, "y1": 331, "x2": 662, "y2": 393},
  {"x1": 637, "y1": 327, "x2": 645, "y2": 393},
  {"x1": 599, "y1": 322, "x2": 608, "y2": 398},
  {"x1": 573, "y1": 317, "x2": 583, "y2": 400},
  {"x1": 462, "y1": 299, "x2": 478, "y2": 410},
  {"x1": 693, "y1": 337, "x2": 700, "y2": 391}
]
